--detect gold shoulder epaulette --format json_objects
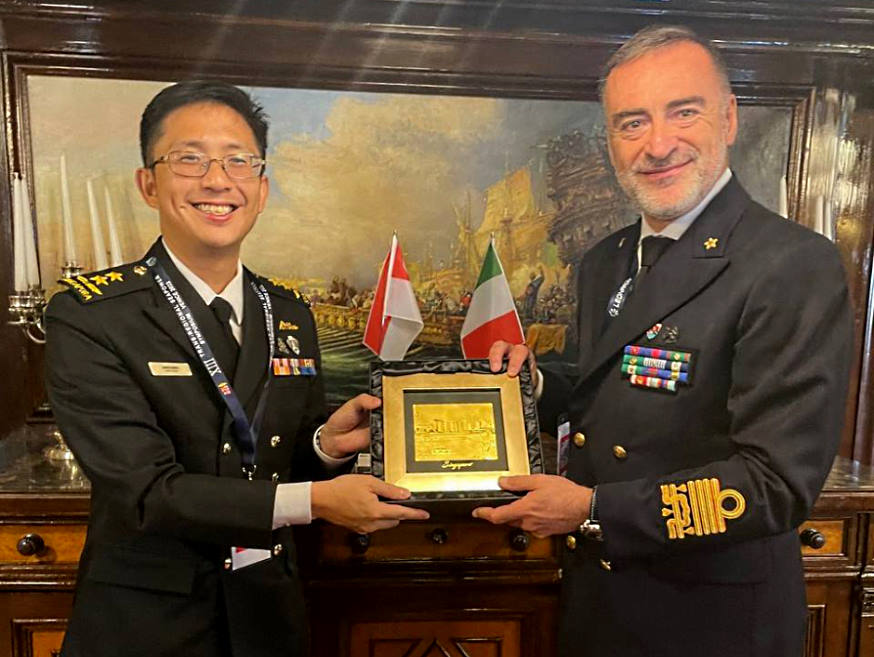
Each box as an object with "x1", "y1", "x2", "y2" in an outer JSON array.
[
  {"x1": 255, "y1": 274, "x2": 311, "y2": 307},
  {"x1": 58, "y1": 262, "x2": 153, "y2": 304}
]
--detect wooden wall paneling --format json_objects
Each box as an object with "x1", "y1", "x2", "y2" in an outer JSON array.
[
  {"x1": 848, "y1": 109, "x2": 874, "y2": 464},
  {"x1": 806, "y1": 93, "x2": 874, "y2": 461},
  {"x1": 0, "y1": 46, "x2": 33, "y2": 439}
]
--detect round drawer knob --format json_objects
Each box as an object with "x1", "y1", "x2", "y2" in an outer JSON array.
[
  {"x1": 17, "y1": 533, "x2": 45, "y2": 557},
  {"x1": 349, "y1": 532, "x2": 370, "y2": 554},
  {"x1": 509, "y1": 529, "x2": 530, "y2": 552},
  {"x1": 800, "y1": 528, "x2": 826, "y2": 550},
  {"x1": 429, "y1": 528, "x2": 449, "y2": 545}
]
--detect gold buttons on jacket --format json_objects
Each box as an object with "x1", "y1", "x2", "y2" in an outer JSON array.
[
  {"x1": 612, "y1": 445, "x2": 628, "y2": 460},
  {"x1": 271, "y1": 472, "x2": 279, "y2": 483},
  {"x1": 599, "y1": 559, "x2": 612, "y2": 571},
  {"x1": 270, "y1": 435, "x2": 281, "y2": 447},
  {"x1": 272, "y1": 544, "x2": 283, "y2": 556},
  {"x1": 222, "y1": 442, "x2": 232, "y2": 455},
  {"x1": 573, "y1": 432, "x2": 586, "y2": 448},
  {"x1": 565, "y1": 535, "x2": 577, "y2": 551}
]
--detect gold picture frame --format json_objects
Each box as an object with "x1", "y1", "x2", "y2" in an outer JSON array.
[{"x1": 370, "y1": 360, "x2": 542, "y2": 511}]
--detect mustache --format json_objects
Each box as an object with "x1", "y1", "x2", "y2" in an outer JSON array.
[{"x1": 633, "y1": 151, "x2": 697, "y2": 173}]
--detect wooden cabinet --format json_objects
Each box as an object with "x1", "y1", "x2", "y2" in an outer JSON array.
[
  {"x1": 0, "y1": 491, "x2": 85, "y2": 657},
  {"x1": 854, "y1": 510, "x2": 874, "y2": 657},
  {"x1": 348, "y1": 620, "x2": 519, "y2": 657},
  {"x1": 299, "y1": 521, "x2": 559, "y2": 657},
  {"x1": 0, "y1": 429, "x2": 88, "y2": 657},
  {"x1": 4, "y1": 445, "x2": 874, "y2": 657},
  {"x1": 801, "y1": 460, "x2": 874, "y2": 657},
  {"x1": 801, "y1": 514, "x2": 862, "y2": 657}
]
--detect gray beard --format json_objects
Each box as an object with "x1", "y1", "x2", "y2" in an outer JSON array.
[{"x1": 616, "y1": 150, "x2": 727, "y2": 222}]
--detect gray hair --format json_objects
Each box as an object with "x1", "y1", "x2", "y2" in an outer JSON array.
[{"x1": 598, "y1": 25, "x2": 732, "y2": 103}]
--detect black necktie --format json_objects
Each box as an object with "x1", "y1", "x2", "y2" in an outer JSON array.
[
  {"x1": 638, "y1": 236, "x2": 674, "y2": 279},
  {"x1": 209, "y1": 297, "x2": 239, "y2": 375}
]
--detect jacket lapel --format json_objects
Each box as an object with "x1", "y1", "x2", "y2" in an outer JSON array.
[
  {"x1": 232, "y1": 271, "x2": 269, "y2": 411},
  {"x1": 140, "y1": 239, "x2": 237, "y2": 377},
  {"x1": 577, "y1": 176, "x2": 750, "y2": 385},
  {"x1": 580, "y1": 222, "x2": 640, "y2": 367},
  {"x1": 140, "y1": 241, "x2": 198, "y2": 362}
]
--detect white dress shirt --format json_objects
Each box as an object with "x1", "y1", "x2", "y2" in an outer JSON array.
[{"x1": 163, "y1": 241, "x2": 352, "y2": 527}]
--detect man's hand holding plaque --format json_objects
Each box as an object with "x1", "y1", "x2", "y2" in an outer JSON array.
[
  {"x1": 473, "y1": 340, "x2": 595, "y2": 538},
  {"x1": 472, "y1": 474, "x2": 592, "y2": 538},
  {"x1": 312, "y1": 393, "x2": 430, "y2": 532}
]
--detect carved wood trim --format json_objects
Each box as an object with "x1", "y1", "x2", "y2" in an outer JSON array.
[
  {"x1": 805, "y1": 604, "x2": 827, "y2": 657},
  {"x1": 11, "y1": 618, "x2": 66, "y2": 657}
]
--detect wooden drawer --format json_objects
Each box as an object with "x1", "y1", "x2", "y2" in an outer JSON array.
[
  {"x1": 799, "y1": 519, "x2": 848, "y2": 558},
  {"x1": 0, "y1": 524, "x2": 86, "y2": 565},
  {"x1": 317, "y1": 521, "x2": 553, "y2": 564}
]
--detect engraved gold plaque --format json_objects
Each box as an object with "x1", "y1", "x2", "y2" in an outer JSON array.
[
  {"x1": 412, "y1": 402, "x2": 499, "y2": 462},
  {"x1": 379, "y1": 370, "x2": 533, "y2": 495}
]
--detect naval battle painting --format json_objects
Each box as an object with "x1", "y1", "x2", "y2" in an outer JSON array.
[{"x1": 26, "y1": 76, "x2": 791, "y2": 406}]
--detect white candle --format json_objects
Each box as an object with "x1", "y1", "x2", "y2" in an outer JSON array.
[
  {"x1": 86, "y1": 178, "x2": 108, "y2": 271},
  {"x1": 60, "y1": 154, "x2": 77, "y2": 264},
  {"x1": 823, "y1": 195, "x2": 835, "y2": 242},
  {"x1": 12, "y1": 174, "x2": 27, "y2": 291},
  {"x1": 812, "y1": 195, "x2": 825, "y2": 236},
  {"x1": 104, "y1": 184, "x2": 123, "y2": 266},
  {"x1": 778, "y1": 176, "x2": 788, "y2": 219},
  {"x1": 20, "y1": 173, "x2": 40, "y2": 287}
]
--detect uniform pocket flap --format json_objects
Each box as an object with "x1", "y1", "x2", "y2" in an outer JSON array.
[
  {"x1": 648, "y1": 539, "x2": 768, "y2": 584},
  {"x1": 87, "y1": 547, "x2": 196, "y2": 595}
]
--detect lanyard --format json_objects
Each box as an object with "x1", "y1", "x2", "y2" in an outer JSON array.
[
  {"x1": 148, "y1": 257, "x2": 275, "y2": 478},
  {"x1": 606, "y1": 246, "x2": 640, "y2": 319}
]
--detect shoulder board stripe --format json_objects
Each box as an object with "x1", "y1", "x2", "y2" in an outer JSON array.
[{"x1": 58, "y1": 262, "x2": 153, "y2": 304}]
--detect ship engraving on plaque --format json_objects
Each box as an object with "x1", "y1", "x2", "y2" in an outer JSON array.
[{"x1": 412, "y1": 402, "x2": 499, "y2": 463}]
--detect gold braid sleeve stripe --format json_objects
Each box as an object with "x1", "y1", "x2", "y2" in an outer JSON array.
[{"x1": 661, "y1": 478, "x2": 746, "y2": 540}]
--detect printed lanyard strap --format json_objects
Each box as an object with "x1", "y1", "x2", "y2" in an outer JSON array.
[
  {"x1": 149, "y1": 258, "x2": 274, "y2": 477},
  {"x1": 606, "y1": 248, "x2": 640, "y2": 319}
]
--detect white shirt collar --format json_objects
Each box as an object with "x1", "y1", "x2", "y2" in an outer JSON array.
[
  {"x1": 162, "y1": 240, "x2": 245, "y2": 326},
  {"x1": 639, "y1": 168, "x2": 733, "y2": 243}
]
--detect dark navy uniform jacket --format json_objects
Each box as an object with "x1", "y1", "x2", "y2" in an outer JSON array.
[
  {"x1": 539, "y1": 177, "x2": 852, "y2": 657},
  {"x1": 46, "y1": 240, "x2": 329, "y2": 657}
]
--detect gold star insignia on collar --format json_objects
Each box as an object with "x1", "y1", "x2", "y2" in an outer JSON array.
[
  {"x1": 133, "y1": 266, "x2": 147, "y2": 276},
  {"x1": 90, "y1": 274, "x2": 109, "y2": 286},
  {"x1": 107, "y1": 271, "x2": 124, "y2": 282},
  {"x1": 704, "y1": 237, "x2": 719, "y2": 250}
]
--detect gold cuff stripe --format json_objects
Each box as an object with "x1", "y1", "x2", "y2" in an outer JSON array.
[{"x1": 660, "y1": 478, "x2": 746, "y2": 541}]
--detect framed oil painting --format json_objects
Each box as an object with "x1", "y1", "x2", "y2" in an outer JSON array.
[{"x1": 25, "y1": 75, "x2": 793, "y2": 406}]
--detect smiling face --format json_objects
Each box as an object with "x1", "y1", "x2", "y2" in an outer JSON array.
[
  {"x1": 603, "y1": 40, "x2": 737, "y2": 225},
  {"x1": 135, "y1": 101, "x2": 269, "y2": 263}
]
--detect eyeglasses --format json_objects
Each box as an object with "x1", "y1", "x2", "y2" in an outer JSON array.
[{"x1": 150, "y1": 151, "x2": 266, "y2": 180}]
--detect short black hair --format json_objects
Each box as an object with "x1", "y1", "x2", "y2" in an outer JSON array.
[{"x1": 139, "y1": 80, "x2": 269, "y2": 166}]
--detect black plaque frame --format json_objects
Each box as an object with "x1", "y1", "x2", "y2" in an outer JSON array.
[{"x1": 370, "y1": 359, "x2": 543, "y2": 514}]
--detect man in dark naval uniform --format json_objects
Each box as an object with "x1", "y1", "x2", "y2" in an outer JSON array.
[
  {"x1": 45, "y1": 81, "x2": 428, "y2": 657},
  {"x1": 476, "y1": 25, "x2": 853, "y2": 657}
]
